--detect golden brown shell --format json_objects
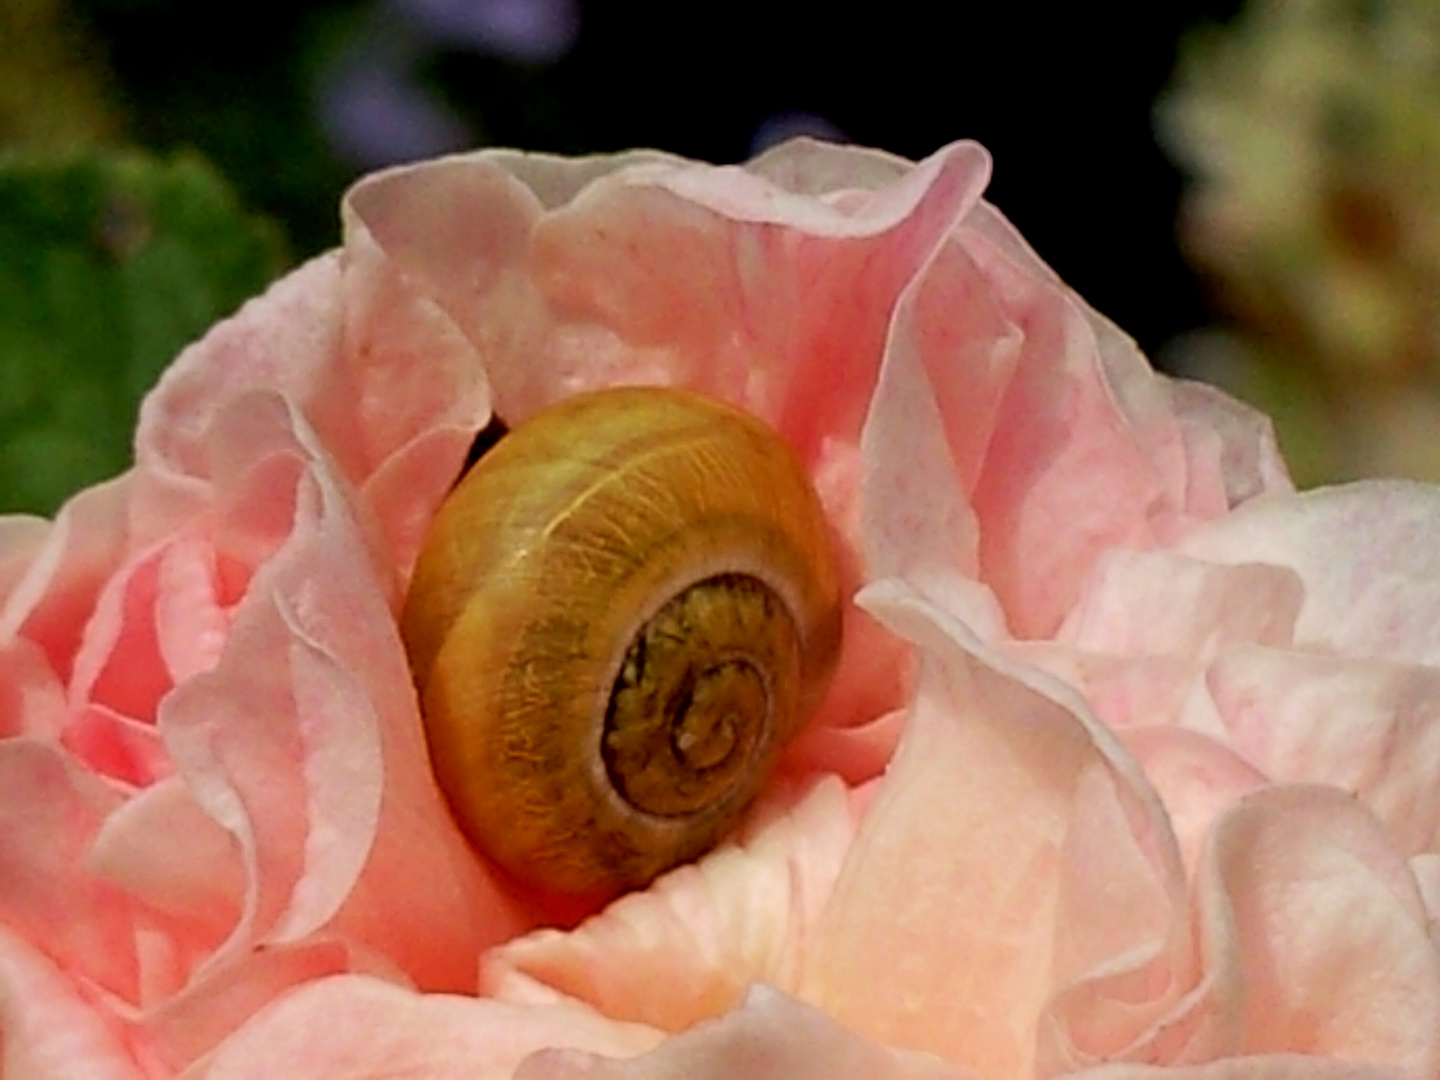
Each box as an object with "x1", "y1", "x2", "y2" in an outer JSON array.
[{"x1": 402, "y1": 386, "x2": 842, "y2": 896}]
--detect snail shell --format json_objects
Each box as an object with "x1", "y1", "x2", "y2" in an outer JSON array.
[{"x1": 402, "y1": 386, "x2": 842, "y2": 896}]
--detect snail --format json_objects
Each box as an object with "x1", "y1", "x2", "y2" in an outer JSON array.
[{"x1": 401, "y1": 385, "x2": 843, "y2": 897}]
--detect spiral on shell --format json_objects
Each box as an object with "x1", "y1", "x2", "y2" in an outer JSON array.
[{"x1": 401, "y1": 386, "x2": 842, "y2": 896}]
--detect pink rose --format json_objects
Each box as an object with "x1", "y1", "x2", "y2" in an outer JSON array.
[{"x1": 2, "y1": 137, "x2": 1437, "y2": 1080}]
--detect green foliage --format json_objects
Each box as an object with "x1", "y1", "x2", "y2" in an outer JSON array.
[{"x1": 0, "y1": 149, "x2": 287, "y2": 515}]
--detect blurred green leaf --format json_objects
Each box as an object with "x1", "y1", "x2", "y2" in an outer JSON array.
[{"x1": 0, "y1": 149, "x2": 288, "y2": 516}]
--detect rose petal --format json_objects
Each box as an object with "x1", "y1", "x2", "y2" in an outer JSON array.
[
  {"x1": 516, "y1": 985, "x2": 979, "y2": 1080},
  {"x1": 506, "y1": 142, "x2": 992, "y2": 446},
  {"x1": 136, "y1": 939, "x2": 407, "y2": 1073},
  {"x1": 482, "y1": 777, "x2": 860, "y2": 1032},
  {"x1": 800, "y1": 580, "x2": 1185, "y2": 1079},
  {"x1": 0, "y1": 635, "x2": 66, "y2": 740},
  {"x1": 1204, "y1": 646, "x2": 1440, "y2": 855},
  {"x1": 0, "y1": 925, "x2": 148, "y2": 1080},
  {"x1": 1197, "y1": 785, "x2": 1440, "y2": 1072},
  {"x1": 0, "y1": 475, "x2": 132, "y2": 682},
  {"x1": 1114, "y1": 727, "x2": 1269, "y2": 875},
  {"x1": 1165, "y1": 378, "x2": 1291, "y2": 508},
  {"x1": 1056, "y1": 550, "x2": 1302, "y2": 662},
  {"x1": 1002, "y1": 642, "x2": 1209, "y2": 733},
  {"x1": 1178, "y1": 481, "x2": 1440, "y2": 667},
  {"x1": 86, "y1": 775, "x2": 243, "y2": 951},
  {"x1": 0, "y1": 514, "x2": 50, "y2": 609},
  {"x1": 0, "y1": 740, "x2": 138, "y2": 998},
  {"x1": 1067, "y1": 1057, "x2": 1412, "y2": 1080},
  {"x1": 961, "y1": 204, "x2": 1251, "y2": 638},
  {"x1": 157, "y1": 391, "x2": 529, "y2": 989},
  {"x1": 196, "y1": 974, "x2": 662, "y2": 1080}
]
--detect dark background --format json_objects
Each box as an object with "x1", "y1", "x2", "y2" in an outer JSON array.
[{"x1": 70, "y1": 0, "x2": 1244, "y2": 360}]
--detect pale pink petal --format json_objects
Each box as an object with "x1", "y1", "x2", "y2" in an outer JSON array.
[
  {"x1": 1003, "y1": 642, "x2": 1206, "y2": 732},
  {"x1": 808, "y1": 434, "x2": 917, "y2": 731},
  {"x1": 799, "y1": 581, "x2": 1185, "y2": 1080},
  {"x1": 1165, "y1": 379, "x2": 1292, "y2": 508},
  {"x1": 195, "y1": 974, "x2": 663, "y2": 1080},
  {"x1": 1179, "y1": 481, "x2": 1440, "y2": 667},
  {"x1": 940, "y1": 203, "x2": 1289, "y2": 643},
  {"x1": 1197, "y1": 786, "x2": 1440, "y2": 1071},
  {"x1": 513, "y1": 142, "x2": 991, "y2": 452},
  {"x1": 1205, "y1": 646, "x2": 1440, "y2": 854},
  {"x1": 858, "y1": 248, "x2": 985, "y2": 590},
  {"x1": 467, "y1": 147, "x2": 686, "y2": 211},
  {"x1": 1408, "y1": 853, "x2": 1440, "y2": 927},
  {"x1": 1056, "y1": 551, "x2": 1302, "y2": 662},
  {"x1": 330, "y1": 212, "x2": 492, "y2": 575},
  {"x1": 780, "y1": 707, "x2": 907, "y2": 785},
  {"x1": 1115, "y1": 727, "x2": 1269, "y2": 875},
  {"x1": 744, "y1": 137, "x2": 913, "y2": 195},
  {"x1": 957, "y1": 216, "x2": 1186, "y2": 637},
  {"x1": 0, "y1": 925, "x2": 148, "y2": 1080},
  {"x1": 517, "y1": 985, "x2": 979, "y2": 1080},
  {"x1": 482, "y1": 778, "x2": 859, "y2": 1032}
]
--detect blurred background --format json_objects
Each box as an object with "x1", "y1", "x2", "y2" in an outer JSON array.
[{"x1": 4, "y1": 0, "x2": 1438, "y2": 513}]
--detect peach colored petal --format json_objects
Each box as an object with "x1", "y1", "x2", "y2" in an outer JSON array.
[
  {"x1": 0, "y1": 740, "x2": 148, "y2": 1003},
  {"x1": 86, "y1": 776, "x2": 243, "y2": 952},
  {"x1": 0, "y1": 514, "x2": 49, "y2": 608},
  {"x1": 1179, "y1": 481, "x2": 1440, "y2": 667},
  {"x1": 148, "y1": 391, "x2": 529, "y2": 993},
  {"x1": 799, "y1": 580, "x2": 1185, "y2": 1080},
  {"x1": 135, "y1": 245, "x2": 488, "y2": 582},
  {"x1": 517, "y1": 985, "x2": 980, "y2": 1080},
  {"x1": 134, "y1": 939, "x2": 408, "y2": 1074},
  {"x1": 0, "y1": 475, "x2": 132, "y2": 683},
  {"x1": 193, "y1": 974, "x2": 663, "y2": 1080},
  {"x1": 154, "y1": 531, "x2": 232, "y2": 683},
  {"x1": 63, "y1": 702, "x2": 171, "y2": 788},
  {"x1": 1198, "y1": 786, "x2": 1440, "y2": 1072},
  {"x1": 1068, "y1": 1057, "x2": 1412, "y2": 1080},
  {"x1": 0, "y1": 925, "x2": 148, "y2": 1080},
  {"x1": 0, "y1": 636, "x2": 65, "y2": 740},
  {"x1": 482, "y1": 777, "x2": 860, "y2": 1033},
  {"x1": 68, "y1": 537, "x2": 183, "y2": 734},
  {"x1": 132, "y1": 256, "x2": 342, "y2": 528},
  {"x1": 1204, "y1": 646, "x2": 1440, "y2": 855}
]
